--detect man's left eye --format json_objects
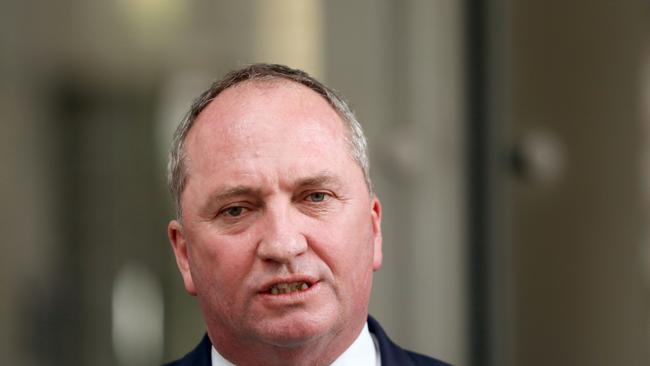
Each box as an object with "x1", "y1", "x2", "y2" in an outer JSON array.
[{"x1": 306, "y1": 192, "x2": 329, "y2": 202}]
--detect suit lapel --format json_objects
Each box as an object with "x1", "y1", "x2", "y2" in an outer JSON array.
[
  {"x1": 176, "y1": 334, "x2": 212, "y2": 366},
  {"x1": 367, "y1": 315, "x2": 417, "y2": 366}
]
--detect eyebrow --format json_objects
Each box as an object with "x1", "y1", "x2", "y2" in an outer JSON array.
[
  {"x1": 209, "y1": 185, "x2": 260, "y2": 204},
  {"x1": 293, "y1": 173, "x2": 344, "y2": 189}
]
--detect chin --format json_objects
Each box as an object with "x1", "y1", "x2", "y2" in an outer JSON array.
[{"x1": 254, "y1": 313, "x2": 335, "y2": 348}]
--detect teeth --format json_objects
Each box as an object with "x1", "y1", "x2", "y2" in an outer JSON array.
[{"x1": 269, "y1": 282, "x2": 310, "y2": 295}]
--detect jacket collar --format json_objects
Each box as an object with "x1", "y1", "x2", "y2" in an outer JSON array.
[{"x1": 367, "y1": 315, "x2": 418, "y2": 366}]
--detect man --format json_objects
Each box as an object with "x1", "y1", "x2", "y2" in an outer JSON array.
[{"x1": 165, "y1": 64, "x2": 450, "y2": 366}]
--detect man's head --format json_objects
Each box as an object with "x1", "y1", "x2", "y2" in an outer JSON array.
[
  {"x1": 167, "y1": 64, "x2": 383, "y2": 365},
  {"x1": 168, "y1": 64, "x2": 372, "y2": 220}
]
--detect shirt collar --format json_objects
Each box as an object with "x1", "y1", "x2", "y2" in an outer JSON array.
[{"x1": 211, "y1": 322, "x2": 380, "y2": 366}]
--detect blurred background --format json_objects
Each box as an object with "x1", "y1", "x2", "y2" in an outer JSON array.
[{"x1": 1, "y1": 0, "x2": 649, "y2": 365}]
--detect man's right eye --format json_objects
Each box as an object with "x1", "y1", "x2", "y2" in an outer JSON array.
[{"x1": 222, "y1": 206, "x2": 246, "y2": 217}]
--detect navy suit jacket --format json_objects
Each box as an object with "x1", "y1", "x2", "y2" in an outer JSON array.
[{"x1": 163, "y1": 316, "x2": 451, "y2": 366}]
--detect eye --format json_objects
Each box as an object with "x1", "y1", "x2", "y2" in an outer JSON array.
[
  {"x1": 306, "y1": 192, "x2": 330, "y2": 202},
  {"x1": 222, "y1": 206, "x2": 246, "y2": 217}
]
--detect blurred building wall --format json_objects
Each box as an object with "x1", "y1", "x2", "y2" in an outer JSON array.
[{"x1": 493, "y1": 1, "x2": 650, "y2": 365}]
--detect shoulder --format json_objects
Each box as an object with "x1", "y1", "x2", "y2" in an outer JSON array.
[
  {"x1": 162, "y1": 334, "x2": 212, "y2": 366},
  {"x1": 404, "y1": 349, "x2": 452, "y2": 366},
  {"x1": 367, "y1": 315, "x2": 452, "y2": 366}
]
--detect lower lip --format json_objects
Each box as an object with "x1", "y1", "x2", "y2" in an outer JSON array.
[{"x1": 259, "y1": 282, "x2": 321, "y2": 302}]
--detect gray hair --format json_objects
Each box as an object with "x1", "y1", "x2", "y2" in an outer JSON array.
[{"x1": 167, "y1": 63, "x2": 372, "y2": 219}]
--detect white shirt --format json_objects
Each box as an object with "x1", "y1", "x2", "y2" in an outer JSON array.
[{"x1": 211, "y1": 322, "x2": 381, "y2": 366}]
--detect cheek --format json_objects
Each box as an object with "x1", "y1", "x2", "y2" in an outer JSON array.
[
  {"x1": 188, "y1": 231, "x2": 257, "y2": 293},
  {"x1": 311, "y1": 213, "x2": 376, "y2": 274},
  {"x1": 190, "y1": 241, "x2": 258, "y2": 322}
]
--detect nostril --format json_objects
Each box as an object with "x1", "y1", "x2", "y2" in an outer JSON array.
[{"x1": 256, "y1": 233, "x2": 308, "y2": 263}]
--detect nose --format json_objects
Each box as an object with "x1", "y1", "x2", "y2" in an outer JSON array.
[{"x1": 256, "y1": 205, "x2": 308, "y2": 264}]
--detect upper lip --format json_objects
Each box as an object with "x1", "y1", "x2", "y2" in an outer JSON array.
[{"x1": 258, "y1": 275, "x2": 318, "y2": 293}]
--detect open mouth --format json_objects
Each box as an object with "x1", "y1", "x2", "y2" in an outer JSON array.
[
  {"x1": 265, "y1": 281, "x2": 314, "y2": 295},
  {"x1": 268, "y1": 281, "x2": 312, "y2": 295}
]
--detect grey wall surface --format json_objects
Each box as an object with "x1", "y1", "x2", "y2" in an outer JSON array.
[{"x1": 494, "y1": 1, "x2": 650, "y2": 365}]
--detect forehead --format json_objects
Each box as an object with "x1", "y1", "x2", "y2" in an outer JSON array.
[
  {"x1": 192, "y1": 80, "x2": 343, "y2": 137},
  {"x1": 183, "y1": 80, "x2": 351, "y2": 177}
]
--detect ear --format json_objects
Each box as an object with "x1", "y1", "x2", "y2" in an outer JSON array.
[
  {"x1": 370, "y1": 196, "x2": 383, "y2": 271},
  {"x1": 168, "y1": 219, "x2": 197, "y2": 296}
]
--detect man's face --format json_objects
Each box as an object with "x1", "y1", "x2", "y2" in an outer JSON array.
[{"x1": 168, "y1": 81, "x2": 382, "y2": 352}]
